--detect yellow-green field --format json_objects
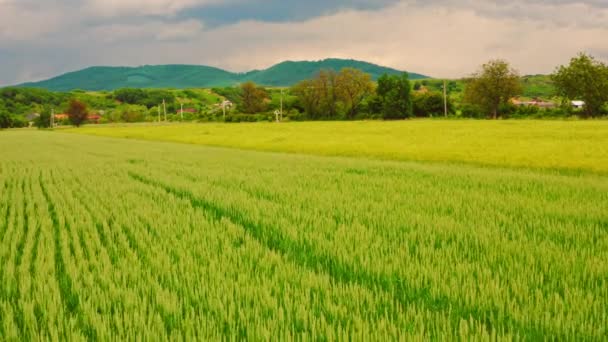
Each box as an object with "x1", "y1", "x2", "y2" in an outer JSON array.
[
  {"x1": 66, "y1": 120, "x2": 608, "y2": 173},
  {"x1": 1, "y1": 131, "x2": 607, "y2": 339},
  {"x1": 4, "y1": 121, "x2": 608, "y2": 339}
]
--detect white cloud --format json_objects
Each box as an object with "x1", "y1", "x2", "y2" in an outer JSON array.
[
  {"x1": 156, "y1": 20, "x2": 205, "y2": 40},
  {"x1": 1, "y1": 0, "x2": 608, "y2": 85},
  {"x1": 184, "y1": 1, "x2": 608, "y2": 77},
  {"x1": 85, "y1": 0, "x2": 222, "y2": 17},
  {"x1": 90, "y1": 19, "x2": 204, "y2": 42},
  {"x1": 0, "y1": 1, "x2": 68, "y2": 40}
]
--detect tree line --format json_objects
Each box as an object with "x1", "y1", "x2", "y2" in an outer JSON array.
[
  {"x1": 462, "y1": 53, "x2": 608, "y2": 119},
  {"x1": 234, "y1": 69, "x2": 439, "y2": 121},
  {"x1": 1, "y1": 52, "x2": 607, "y2": 128},
  {"x1": 265, "y1": 52, "x2": 607, "y2": 121}
]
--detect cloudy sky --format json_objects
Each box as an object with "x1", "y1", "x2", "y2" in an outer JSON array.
[{"x1": 1, "y1": 0, "x2": 607, "y2": 85}]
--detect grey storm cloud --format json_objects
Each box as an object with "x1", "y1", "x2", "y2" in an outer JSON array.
[{"x1": 0, "y1": 0, "x2": 607, "y2": 85}]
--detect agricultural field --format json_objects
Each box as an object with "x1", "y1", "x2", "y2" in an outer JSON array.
[
  {"x1": 67, "y1": 120, "x2": 608, "y2": 173},
  {"x1": 1, "y1": 128, "x2": 607, "y2": 339}
]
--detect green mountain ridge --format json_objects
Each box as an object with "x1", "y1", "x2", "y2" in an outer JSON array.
[{"x1": 18, "y1": 58, "x2": 429, "y2": 91}]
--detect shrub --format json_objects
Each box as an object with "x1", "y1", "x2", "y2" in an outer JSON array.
[
  {"x1": 377, "y1": 73, "x2": 413, "y2": 120},
  {"x1": 225, "y1": 113, "x2": 273, "y2": 123},
  {"x1": 0, "y1": 110, "x2": 12, "y2": 128},
  {"x1": 35, "y1": 111, "x2": 52, "y2": 128},
  {"x1": 413, "y1": 92, "x2": 452, "y2": 117},
  {"x1": 459, "y1": 104, "x2": 484, "y2": 118},
  {"x1": 601, "y1": 103, "x2": 608, "y2": 116}
]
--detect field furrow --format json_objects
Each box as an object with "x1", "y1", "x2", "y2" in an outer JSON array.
[
  {"x1": 14, "y1": 179, "x2": 29, "y2": 269},
  {"x1": 62, "y1": 167, "x2": 223, "y2": 338},
  {"x1": 38, "y1": 173, "x2": 97, "y2": 340},
  {"x1": 129, "y1": 170, "x2": 563, "y2": 339},
  {"x1": 28, "y1": 206, "x2": 42, "y2": 285},
  {"x1": 1, "y1": 130, "x2": 607, "y2": 339},
  {"x1": 0, "y1": 176, "x2": 13, "y2": 248}
]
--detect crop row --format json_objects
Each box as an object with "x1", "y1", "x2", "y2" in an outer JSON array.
[{"x1": 0, "y1": 131, "x2": 606, "y2": 339}]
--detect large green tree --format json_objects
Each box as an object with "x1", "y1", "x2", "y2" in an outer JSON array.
[
  {"x1": 240, "y1": 81, "x2": 268, "y2": 114},
  {"x1": 114, "y1": 104, "x2": 148, "y2": 122},
  {"x1": 336, "y1": 68, "x2": 374, "y2": 119},
  {"x1": 291, "y1": 70, "x2": 339, "y2": 120},
  {"x1": 114, "y1": 88, "x2": 147, "y2": 104},
  {"x1": 464, "y1": 59, "x2": 522, "y2": 119},
  {"x1": 35, "y1": 110, "x2": 52, "y2": 129},
  {"x1": 377, "y1": 73, "x2": 413, "y2": 120},
  {"x1": 413, "y1": 91, "x2": 452, "y2": 117},
  {"x1": 552, "y1": 53, "x2": 608, "y2": 118},
  {"x1": 316, "y1": 70, "x2": 339, "y2": 119},
  {"x1": 114, "y1": 88, "x2": 176, "y2": 109},
  {"x1": 0, "y1": 109, "x2": 11, "y2": 128},
  {"x1": 144, "y1": 90, "x2": 176, "y2": 109},
  {"x1": 291, "y1": 79, "x2": 321, "y2": 119}
]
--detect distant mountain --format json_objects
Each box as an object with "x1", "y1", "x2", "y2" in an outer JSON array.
[
  {"x1": 18, "y1": 59, "x2": 429, "y2": 91},
  {"x1": 244, "y1": 59, "x2": 428, "y2": 86},
  {"x1": 19, "y1": 65, "x2": 237, "y2": 91}
]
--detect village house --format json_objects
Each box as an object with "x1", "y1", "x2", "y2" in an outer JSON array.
[
  {"x1": 53, "y1": 113, "x2": 101, "y2": 124},
  {"x1": 26, "y1": 113, "x2": 40, "y2": 121},
  {"x1": 176, "y1": 108, "x2": 198, "y2": 114},
  {"x1": 87, "y1": 114, "x2": 102, "y2": 124},
  {"x1": 511, "y1": 97, "x2": 556, "y2": 108},
  {"x1": 26, "y1": 113, "x2": 40, "y2": 127},
  {"x1": 571, "y1": 100, "x2": 585, "y2": 109}
]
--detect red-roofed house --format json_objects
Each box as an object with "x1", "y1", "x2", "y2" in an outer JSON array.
[
  {"x1": 87, "y1": 114, "x2": 101, "y2": 124},
  {"x1": 177, "y1": 108, "x2": 198, "y2": 114}
]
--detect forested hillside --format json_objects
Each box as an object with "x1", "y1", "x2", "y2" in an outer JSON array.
[{"x1": 18, "y1": 59, "x2": 428, "y2": 91}]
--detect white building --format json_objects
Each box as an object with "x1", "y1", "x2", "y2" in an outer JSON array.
[{"x1": 571, "y1": 100, "x2": 585, "y2": 109}]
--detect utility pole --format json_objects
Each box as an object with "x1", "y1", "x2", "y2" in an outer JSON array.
[
  {"x1": 180, "y1": 103, "x2": 184, "y2": 120},
  {"x1": 163, "y1": 99, "x2": 167, "y2": 122},
  {"x1": 157, "y1": 105, "x2": 161, "y2": 122},
  {"x1": 222, "y1": 101, "x2": 227, "y2": 122},
  {"x1": 443, "y1": 79, "x2": 448, "y2": 118},
  {"x1": 280, "y1": 89, "x2": 284, "y2": 121},
  {"x1": 51, "y1": 108, "x2": 55, "y2": 128}
]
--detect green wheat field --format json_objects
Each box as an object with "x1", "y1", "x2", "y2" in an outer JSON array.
[{"x1": 1, "y1": 121, "x2": 607, "y2": 339}]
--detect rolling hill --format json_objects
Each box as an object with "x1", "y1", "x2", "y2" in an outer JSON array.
[
  {"x1": 243, "y1": 59, "x2": 428, "y2": 86},
  {"x1": 18, "y1": 59, "x2": 429, "y2": 91}
]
